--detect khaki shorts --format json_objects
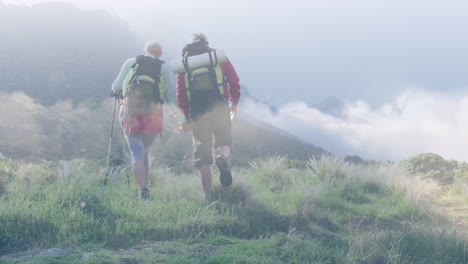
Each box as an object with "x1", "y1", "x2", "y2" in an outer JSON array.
[{"x1": 191, "y1": 101, "x2": 231, "y2": 168}]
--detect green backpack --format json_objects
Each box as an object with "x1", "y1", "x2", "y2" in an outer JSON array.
[
  {"x1": 182, "y1": 43, "x2": 224, "y2": 102},
  {"x1": 122, "y1": 55, "x2": 165, "y2": 116}
]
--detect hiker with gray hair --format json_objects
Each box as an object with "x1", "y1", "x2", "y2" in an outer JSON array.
[{"x1": 111, "y1": 41, "x2": 190, "y2": 199}]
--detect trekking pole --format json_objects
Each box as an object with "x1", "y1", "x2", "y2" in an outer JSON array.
[
  {"x1": 104, "y1": 97, "x2": 118, "y2": 185},
  {"x1": 120, "y1": 129, "x2": 131, "y2": 187}
]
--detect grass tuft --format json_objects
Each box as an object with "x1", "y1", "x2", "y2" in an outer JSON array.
[{"x1": 249, "y1": 156, "x2": 293, "y2": 191}]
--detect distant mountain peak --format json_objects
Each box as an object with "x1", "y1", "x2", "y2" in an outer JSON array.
[{"x1": 310, "y1": 96, "x2": 345, "y2": 118}]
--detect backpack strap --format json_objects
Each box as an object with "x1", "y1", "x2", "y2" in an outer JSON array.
[
  {"x1": 158, "y1": 59, "x2": 165, "y2": 104},
  {"x1": 126, "y1": 56, "x2": 143, "y2": 91},
  {"x1": 183, "y1": 56, "x2": 194, "y2": 102}
]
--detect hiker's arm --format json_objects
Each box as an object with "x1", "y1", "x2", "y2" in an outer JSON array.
[
  {"x1": 161, "y1": 64, "x2": 187, "y2": 124},
  {"x1": 176, "y1": 72, "x2": 190, "y2": 118},
  {"x1": 221, "y1": 58, "x2": 241, "y2": 106},
  {"x1": 111, "y1": 58, "x2": 135, "y2": 93}
]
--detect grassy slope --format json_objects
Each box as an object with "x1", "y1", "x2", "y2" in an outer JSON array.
[{"x1": 0, "y1": 157, "x2": 466, "y2": 264}]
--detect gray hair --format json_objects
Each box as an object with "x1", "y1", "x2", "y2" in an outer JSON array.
[{"x1": 144, "y1": 41, "x2": 162, "y2": 54}]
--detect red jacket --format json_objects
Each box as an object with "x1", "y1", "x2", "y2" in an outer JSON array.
[{"x1": 176, "y1": 58, "x2": 240, "y2": 117}]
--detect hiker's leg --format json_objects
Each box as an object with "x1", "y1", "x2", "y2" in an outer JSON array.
[
  {"x1": 141, "y1": 133, "x2": 157, "y2": 178},
  {"x1": 133, "y1": 160, "x2": 147, "y2": 189},
  {"x1": 198, "y1": 164, "x2": 212, "y2": 197},
  {"x1": 126, "y1": 136, "x2": 147, "y2": 190},
  {"x1": 212, "y1": 102, "x2": 233, "y2": 187},
  {"x1": 192, "y1": 114, "x2": 214, "y2": 196},
  {"x1": 213, "y1": 101, "x2": 232, "y2": 157},
  {"x1": 143, "y1": 148, "x2": 150, "y2": 177},
  {"x1": 215, "y1": 145, "x2": 231, "y2": 159}
]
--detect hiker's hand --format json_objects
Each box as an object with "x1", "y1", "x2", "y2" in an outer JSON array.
[
  {"x1": 230, "y1": 104, "x2": 237, "y2": 120},
  {"x1": 180, "y1": 122, "x2": 192, "y2": 132},
  {"x1": 110, "y1": 91, "x2": 121, "y2": 98}
]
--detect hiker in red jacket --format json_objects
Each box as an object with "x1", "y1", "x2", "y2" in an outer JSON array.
[{"x1": 176, "y1": 33, "x2": 241, "y2": 200}]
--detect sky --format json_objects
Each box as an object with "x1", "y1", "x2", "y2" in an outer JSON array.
[
  {"x1": 5, "y1": 0, "x2": 468, "y2": 106},
  {"x1": 4, "y1": 0, "x2": 468, "y2": 161}
]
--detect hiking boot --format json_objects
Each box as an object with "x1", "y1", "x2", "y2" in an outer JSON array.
[
  {"x1": 138, "y1": 188, "x2": 150, "y2": 200},
  {"x1": 216, "y1": 154, "x2": 232, "y2": 187}
]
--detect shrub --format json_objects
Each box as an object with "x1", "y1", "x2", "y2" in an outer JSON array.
[
  {"x1": 452, "y1": 163, "x2": 468, "y2": 196},
  {"x1": 401, "y1": 153, "x2": 457, "y2": 184}
]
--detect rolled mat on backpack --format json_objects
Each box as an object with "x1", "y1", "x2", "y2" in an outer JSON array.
[{"x1": 170, "y1": 50, "x2": 227, "y2": 74}]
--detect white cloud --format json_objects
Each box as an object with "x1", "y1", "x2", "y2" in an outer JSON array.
[{"x1": 240, "y1": 89, "x2": 468, "y2": 162}]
